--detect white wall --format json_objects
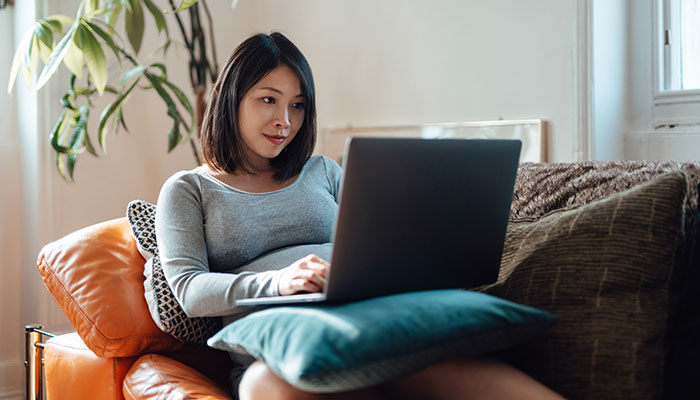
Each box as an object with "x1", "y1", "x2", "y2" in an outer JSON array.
[
  {"x1": 46, "y1": 0, "x2": 589, "y2": 239},
  {"x1": 0, "y1": 5, "x2": 23, "y2": 398},
  {"x1": 236, "y1": 0, "x2": 581, "y2": 162},
  {"x1": 591, "y1": 0, "x2": 629, "y2": 160},
  {"x1": 1, "y1": 0, "x2": 588, "y2": 397}
]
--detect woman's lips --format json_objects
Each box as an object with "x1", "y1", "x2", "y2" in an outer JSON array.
[{"x1": 264, "y1": 134, "x2": 287, "y2": 145}]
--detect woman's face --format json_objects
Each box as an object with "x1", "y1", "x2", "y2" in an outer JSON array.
[{"x1": 237, "y1": 65, "x2": 306, "y2": 169}]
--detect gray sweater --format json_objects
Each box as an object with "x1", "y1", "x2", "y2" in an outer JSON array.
[{"x1": 155, "y1": 155, "x2": 343, "y2": 319}]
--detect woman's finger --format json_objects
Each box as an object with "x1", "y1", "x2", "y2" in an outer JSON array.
[
  {"x1": 291, "y1": 277, "x2": 322, "y2": 293},
  {"x1": 302, "y1": 268, "x2": 327, "y2": 289},
  {"x1": 307, "y1": 254, "x2": 330, "y2": 267},
  {"x1": 298, "y1": 261, "x2": 329, "y2": 279}
]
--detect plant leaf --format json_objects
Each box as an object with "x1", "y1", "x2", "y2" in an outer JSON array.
[
  {"x1": 74, "y1": 23, "x2": 108, "y2": 94},
  {"x1": 7, "y1": 31, "x2": 34, "y2": 94},
  {"x1": 106, "y1": 2, "x2": 123, "y2": 27},
  {"x1": 66, "y1": 104, "x2": 90, "y2": 179},
  {"x1": 82, "y1": 8, "x2": 111, "y2": 19},
  {"x1": 158, "y1": 77, "x2": 193, "y2": 118},
  {"x1": 120, "y1": 65, "x2": 145, "y2": 85},
  {"x1": 118, "y1": 0, "x2": 133, "y2": 14},
  {"x1": 36, "y1": 23, "x2": 79, "y2": 91},
  {"x1": 50, "y1": 110, "x2": 77, "y2": 154},
  {"x1": 153, "y1": 74, "x2": 194, "y2": 137},
  {"x1": 149, "y1": 63, "x2": 166, "y2": 78},
  {"x1": 37, "y1": 37, "x2": 53, "y2": 63},
  {"x1": 34, "y1": 22, "x2": 55, "y2": 49},
  {"x1": 145, "y1": 72, "x2": 176, "y2": 107},
  {"x1": 84, "y1": 0, "x2": 100, "y2": 15},
  {"x1": 83, "y1": 20, "x2": 122, "y2": 65},
  {"x1": 43, "y1": 19, "x2": 63, "y2": 34},
  {"x1": 168, "y1": 120, "x2": 181, "y2": 152},
  {"x1": 175, "y1": 0, "x2": 198, "y2": 13},
  {"x1": 104, "y1": 85, "x2": 118, "y2": 94},
  {"x1": 146, "y1": 72, "x2": 185, "y2": 150},
  {"x1": 62, "y1": 39, "x2": 84, "y2": 77},
  {"x1": 24, "y1": 36, "x2": 40, "y2": 87},
  {"x1": 44, "y1": 15, "x2": 75, "y2": 31},
  {"x1": 8, "y1": 31, "x2": 28, "y2": 93},
  {"x1": 61, "y1": 92, "x2": 76, "y2": 110},
  {"x1": 56, "y1": 153, "x2": 68, "y2": 180},
  {"x1": 142, "y1": 0, "x2": 167, "y2": 35},
  {"x1": 83, "y1": 127, "x2": 98, "y2": 156},
  {"x1": 125, "y1": 0, "x2": 145, "y2": 54},
  {"x1": 97, "y1": 76, "x2": 140, "y2": 152},
  {"x1": 231, "y1": 0, "x2": 238, "y2": 9},
  {"x1": 118, "y1": 107, "x2": 129, "y2": 132}
]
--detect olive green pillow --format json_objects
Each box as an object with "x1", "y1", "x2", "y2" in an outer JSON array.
[{"x1": 479, "y1": 171, "x2": 688, "y2": 399}]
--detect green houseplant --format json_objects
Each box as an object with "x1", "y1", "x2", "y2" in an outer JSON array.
[{"x1": 8, "y1": 0, "x2": 233, "y2": 180}]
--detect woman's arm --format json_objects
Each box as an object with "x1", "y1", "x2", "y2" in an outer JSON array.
[{"x1": 155, "y1": 173, "x2": 281, "y2": 318}]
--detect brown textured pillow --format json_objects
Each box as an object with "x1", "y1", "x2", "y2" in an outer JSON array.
[{"x1": 480, "y1": 171, "x2": 688, "y2": 399}]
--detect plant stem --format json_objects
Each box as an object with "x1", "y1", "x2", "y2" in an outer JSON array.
[
  {"x1": 201, "y1": 0, "x2": 219, "y2": 78},
  {"x1": 193, "y1": 4, "x2": 209, "y2": 87},
  {"x1": 167, "y1": 0, "x2": 196, "y2": 62}
]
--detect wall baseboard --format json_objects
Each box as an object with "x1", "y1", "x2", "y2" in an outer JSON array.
[
  {"x1": 626, "y1": 130, "x2": 700, "y2": 161},
  {"x1": 0, "y1": 360, "x2": 23, "y2": 400}
]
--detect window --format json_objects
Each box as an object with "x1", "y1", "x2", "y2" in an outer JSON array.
[
  {"x1": 654, "y1": 0, "x2": 700, "y2": 128},
  {"x1": 662, "y1": 0, "x2": 700, "y2": 90}
]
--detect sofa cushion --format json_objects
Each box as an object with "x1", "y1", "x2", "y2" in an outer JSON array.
[
  {"x1": 664, "y1": 180, "x2": 700, "y2": 398},
  {"x1": 208, "y1": 289, "x2": 557, "y2": 393},
  {"x1": 44, "y1": 332, "x2": 138, "y2": 400},
  {"x1": 480, "y1": 171, "x2": 688, "y2": 399},
  {"x1": 123, "y1": 354, "x2": 232, "y2": 400},
  {"x1": 36, "y1": 218, "x2": 182, "y2": 357},
  {"x1": 511, "y1": 160, "x2": 700, "y2": 230},
  {"x1": 511, "y1": 161, "x2": 700, "y2": 398},
  {"x1": 126, "y1": 200, "x2": 223, "y2": 345}
]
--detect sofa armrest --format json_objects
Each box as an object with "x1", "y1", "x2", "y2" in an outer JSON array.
[
  {"x1": 44, "y1": 332, "x2": 137, "y2": 400},
  {"x1": 124, "y1": 354, "x2": 232, "y2": 400},
  {"x1": 37, "y1": 218, "x2": 182, "y2": 357}
]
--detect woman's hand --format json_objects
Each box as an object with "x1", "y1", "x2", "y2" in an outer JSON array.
[{"x1": 278, "y1": 254, "x2": 330, "y2": 296}]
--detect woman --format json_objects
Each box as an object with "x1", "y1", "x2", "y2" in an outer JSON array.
[{"x1": 156, "y1": 32, "x2": 563, "y2": 400}]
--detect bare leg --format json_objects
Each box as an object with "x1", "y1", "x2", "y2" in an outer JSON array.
[
  {"x1": 383, "y1": 358, "x2": 564, "y2": 400},
  {"x1": 239, "y1": 361, "x2": 388, "y2": 400},
  {"x1": 239, "y1": 358, "x2": 563, "y2": 400}
]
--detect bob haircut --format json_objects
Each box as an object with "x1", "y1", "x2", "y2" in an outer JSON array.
[{"x1": 200, "y1": 32, "x2": 316, "y2": 181}]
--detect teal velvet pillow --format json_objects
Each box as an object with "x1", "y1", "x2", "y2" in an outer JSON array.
[{"x1": 207, "y1": 289, "x2": 557, "y2": 393}]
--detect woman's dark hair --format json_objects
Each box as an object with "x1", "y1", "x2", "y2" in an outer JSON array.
[{"x1": 200, "y1": 32, "x2": 316, "y2": 181}]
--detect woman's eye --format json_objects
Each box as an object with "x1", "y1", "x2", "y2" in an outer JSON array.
[
  {"x1": 292, "y1": 102, "x2": 305, "y2": 110},
  {"x1": 262, "y1": 97, "x2": 275, "y2": 104}
]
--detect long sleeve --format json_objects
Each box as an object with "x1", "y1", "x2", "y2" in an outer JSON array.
[
  {"x1": 155, "y1": 173, "x2": 281, "y2": 318},
  {"x1": 154, "y1": 157, "x2": 339, "y2": 319}
]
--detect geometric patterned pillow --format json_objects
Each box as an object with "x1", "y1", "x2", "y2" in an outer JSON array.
[{"x1": 126, "y1": 200, "x2": 222, "y2": 346}]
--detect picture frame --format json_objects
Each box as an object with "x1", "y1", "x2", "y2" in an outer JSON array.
[{"x1": 319, "y1": 119, "x2": 547, "y2": 164}]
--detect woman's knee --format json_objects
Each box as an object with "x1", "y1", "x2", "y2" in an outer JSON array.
[
  {"x1": 384, "y1": 358, "x2": 563, "y2": 400},
  {"x1": 238, "y1": 361, "x2": 314, "y2": 400}
]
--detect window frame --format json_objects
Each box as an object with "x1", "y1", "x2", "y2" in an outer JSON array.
[{"x1": 652, "y1": 0, "x2": 700, "y2": 129}]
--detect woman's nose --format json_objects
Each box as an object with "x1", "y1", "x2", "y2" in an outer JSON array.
[{"x1": 274, "y1": 107, "x2": 291, "y2": 129}]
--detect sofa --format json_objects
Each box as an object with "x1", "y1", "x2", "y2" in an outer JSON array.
[{"x1": 27, "y1": 160, "x2": 700, "y2": 400}]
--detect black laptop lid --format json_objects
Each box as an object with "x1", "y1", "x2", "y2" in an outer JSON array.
[{"x1": 326, "y1": 138, "x2": 521, "y2": 302}]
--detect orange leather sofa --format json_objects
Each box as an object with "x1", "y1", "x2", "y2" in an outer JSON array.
[{"x1": 31, "y1": 218, "x2": 235, "y2": 400}]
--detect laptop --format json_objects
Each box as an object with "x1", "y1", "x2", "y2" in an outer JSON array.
[{"x1": 236, "y1": 137, "x2": 521, "y2": 306}]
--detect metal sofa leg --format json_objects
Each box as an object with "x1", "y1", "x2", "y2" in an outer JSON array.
[{"x1": 25, "y1": 325, "x2": 54, "y2": 400}]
